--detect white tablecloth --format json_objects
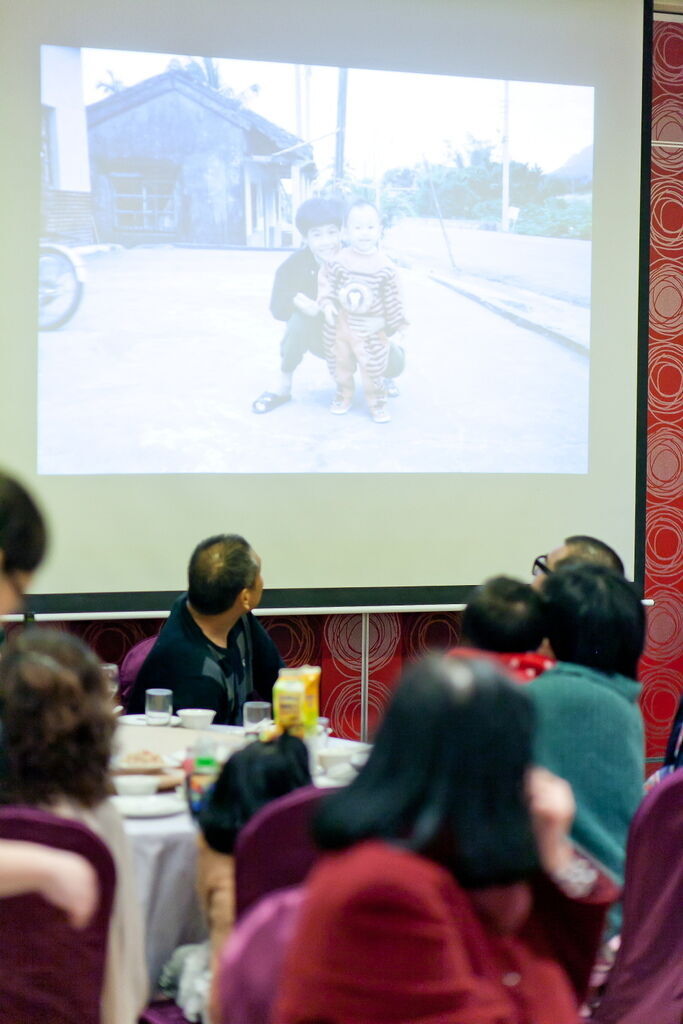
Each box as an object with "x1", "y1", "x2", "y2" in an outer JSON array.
[
  {"x1": 115, "y1": 722, "x2": 370, "y2": 985},
  {"x1": 124, "y1": 808, "x2": 207, "y2": 988}
]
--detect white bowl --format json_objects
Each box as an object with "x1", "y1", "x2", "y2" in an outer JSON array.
[
  {"x1": 113, "y1": 774, "x2": 158, "y2": 796},
  {"x1": 318, "y1": 748, "x2": 353, "y2": 774},
  {"x1": 177, "y1": 708, "x2": 216, "y2": 730}
]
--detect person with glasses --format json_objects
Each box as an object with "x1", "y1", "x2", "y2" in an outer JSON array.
[{"x1": 531, "y1": 535, "x2": 624, "y2": 590}]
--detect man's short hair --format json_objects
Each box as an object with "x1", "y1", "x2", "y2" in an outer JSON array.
[
  {"x1": 295, "y1": 197, "x2": 344, "y2": 236},
  {"x1": 187, "y1": 534, "x2": 259, "y2": 615},
  {"x1": 559, "y1": 535, "x2": 624, "y2": 575},
  {"x1": 461, "y1": 576, "x2": 546, "y2": 654}
]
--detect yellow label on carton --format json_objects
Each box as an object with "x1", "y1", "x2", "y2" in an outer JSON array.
[{"x1": 273, "y1": 665, "x2": 321, "y2": 737}]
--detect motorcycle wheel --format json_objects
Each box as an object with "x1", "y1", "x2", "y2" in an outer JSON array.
[{"x1": 38, "y1": 246, "x2": 83, "y2": 330}]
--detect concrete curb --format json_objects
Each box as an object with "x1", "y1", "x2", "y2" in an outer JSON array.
[{"x1": 430, "y1": 271, "x2": 590, "y2": 357}]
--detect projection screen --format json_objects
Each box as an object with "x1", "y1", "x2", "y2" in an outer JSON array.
[{"x1": 0, "y1": 0, "x2": 648, "y2": 609}]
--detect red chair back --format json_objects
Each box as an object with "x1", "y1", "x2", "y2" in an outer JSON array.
[
  {"x1": 234, "y1": 785, "x2": 331, "y2": 919},
  {"x1": 0, "y1": 805, "x2": 116, "y2": 1024},
  {"x1": 593, "y1": 768, "x2": 683, "y2": 1024},
  {"x1": 217, "y1": 886, "x2": 304, "y2": 1024},
  {"x1": 119, "y1": 634, "x2": 158, "y2": 710}
]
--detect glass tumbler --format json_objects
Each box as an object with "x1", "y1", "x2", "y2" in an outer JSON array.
[
  {"x1": 145, "y1": 688, "x2": 173, "y2": 726},
  {"x1": 243, "y1": 700, "x2": 272, "y2": 733}
]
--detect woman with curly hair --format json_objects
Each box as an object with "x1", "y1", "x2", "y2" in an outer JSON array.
[{"x1": 0, "y1": 627, "x2": 148, "y2": 1024}]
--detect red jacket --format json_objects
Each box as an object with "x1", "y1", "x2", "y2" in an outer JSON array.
[{"x1": 274, "y1": 841, "x2": 615, "y2": 1024}]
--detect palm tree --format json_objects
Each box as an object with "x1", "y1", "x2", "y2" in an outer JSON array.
[
  {"x1": 96, "y1": 70, "x2": 125, "y2": 96},
  {"x1": 166, "y1": 56, "x2": 259, "y2": 106}
]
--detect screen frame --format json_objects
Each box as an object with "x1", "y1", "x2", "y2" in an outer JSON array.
[{"x1": 3, "y1": 0, "x2": 652, "y2": 613}]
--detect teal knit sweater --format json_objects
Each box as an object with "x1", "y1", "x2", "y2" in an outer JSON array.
[{"x1": 528, "y1": 661, "x2": 644, "y2": 888}]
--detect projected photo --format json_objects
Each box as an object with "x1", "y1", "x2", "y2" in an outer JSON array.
[{"x1": 38, "y1": 45, "x2": 593, "y2": 474}]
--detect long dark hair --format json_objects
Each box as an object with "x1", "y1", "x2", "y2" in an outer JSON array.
[
  {"x1": 314, "y1": 655, "x2": 538, "y2": 888},
  {"x1": 199, "y1": 731, "x2": 311, "y2": 854}
]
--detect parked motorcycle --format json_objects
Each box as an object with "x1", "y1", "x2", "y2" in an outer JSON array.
[{"x1": 38, "y1": 243, "x2": 85, "y2": 330}]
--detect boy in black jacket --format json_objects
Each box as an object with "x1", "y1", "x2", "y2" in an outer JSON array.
[{"x1": 253, "y1": 196, "x2": 403, "y2": 413}]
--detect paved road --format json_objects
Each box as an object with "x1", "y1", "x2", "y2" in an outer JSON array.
[
  {"x1": 38, "y1": 246, "x2": 588, "y2": 474},
  {"x1": 385, "y1": 217, "x2": 591, "y2": 305}
]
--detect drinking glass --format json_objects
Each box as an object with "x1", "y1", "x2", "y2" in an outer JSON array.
[
  {"x1": 316, "y1": 717, "x2": 331, "y2": 748},
  {"x1": 102, "y1": 663, "x2": 120, "y2": 701},
  {"x1": 145, "y1": 688, "x2": 173, "y2": 726},
  {"x1": 243, "y1": 701, "x2": 272, "y2": 733}
]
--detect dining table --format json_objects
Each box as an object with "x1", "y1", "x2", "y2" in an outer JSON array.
[{"x1": 111, "y1": 720, "x2": 370, "y2": 987}]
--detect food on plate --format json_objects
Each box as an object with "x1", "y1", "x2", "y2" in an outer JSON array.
[{"x1": 115, "y1": 749, "x2": 166, "y2": 773}]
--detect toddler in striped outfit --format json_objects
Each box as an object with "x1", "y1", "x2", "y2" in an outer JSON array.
[{"x1": 318, "y1": 200, "x2": 407, "y2": 423}]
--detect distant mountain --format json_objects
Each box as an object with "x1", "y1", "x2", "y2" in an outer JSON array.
[{"x1": 548, "y1": 145, "x2": 593, "y2": 185}]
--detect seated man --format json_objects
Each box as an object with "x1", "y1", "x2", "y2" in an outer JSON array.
[
  {"x1": 128, "y1": 535, "x2": 283, "y2": 725},
  {"x1": 459, "y1": 575, "x2": 553, "y2": 682},
  {"x1": 532, "y1": 534, "x2": 624, "y2": 587}
]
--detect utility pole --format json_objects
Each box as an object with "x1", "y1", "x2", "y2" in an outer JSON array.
[
  {"x1": 295, "y1": 65, "x2": 303, "y2": 138},
  {"x1": 501, "y1": 80, "x2": 510, "y2": 232},
  {"x1": 335, "y1": 68, "x2": 348, "y2": 182}
]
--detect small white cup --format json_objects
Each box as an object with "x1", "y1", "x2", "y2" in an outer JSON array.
[{"x1": 145, "y1": 688, "x2": 173, "y2": 726}]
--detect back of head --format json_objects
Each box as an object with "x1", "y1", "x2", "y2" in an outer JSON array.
[
  {"x1": 314, "y1": 655, "x2": 538, "y2": 888},
  {"x1": 543, "y1": 564, "x2": 644, "y2": 679},
  {"x1": 0, "y1": 628, "x2": 115, "y2": 807},
  {"x1": 199, "y1": 732, "x2": 311, "y2": 854},
  {"x1": 188, "y1": 534, "x2": 258, "y2": 615},
  {"x1": 462, "y1": 576, "x2": 546, "y2": 653},
  {"x1": 560, "y1": 535, "x2": 624, "y2": 575},
  {"x1": 0, "y1": 471, "x2": 47, "y2": 574},
  {"x1": 295, "y1": 196, "x2": 344, "y2": 235}
]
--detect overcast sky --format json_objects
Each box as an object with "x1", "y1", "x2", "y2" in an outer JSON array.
[{"x1": 79, "y1": 47, "x2": 594, "y2": 179}]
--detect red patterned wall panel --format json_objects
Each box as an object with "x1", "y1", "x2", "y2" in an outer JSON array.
[{"x1": 642, "y1": 18, "x2": 683, "y2": 765}]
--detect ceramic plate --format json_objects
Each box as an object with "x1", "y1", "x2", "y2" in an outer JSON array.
[
  {"x1": 315, "y1": 775, "x2": 346, "y2": 789},
  {"x1": 111, "y1": 793, "x2": 187, "y2": 818},
  {"x1": 118, "y1": 714, "x2": 181, "y2": 727}
]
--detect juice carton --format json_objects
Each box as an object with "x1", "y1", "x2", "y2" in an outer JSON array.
[
  {"x1": 273, "y1": 665, "x2": 322, "y2": 738},
  {"x1": 273, "y1": 668, "x2": 306, "y2": 738},
  {"x1": 299, "y1": 664, "x2": 321, "y2": 735}
]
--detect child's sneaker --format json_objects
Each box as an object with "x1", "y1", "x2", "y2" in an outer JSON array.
[
  {"x1": 371, "y1": 403, "x2": 391, "y2": 424},
  {"x1": 330, "y1": 393, "x2": 352, "y2": 415},
  {"x1": 384, "y1": 379, "x2": 400, "y2": 398}
]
